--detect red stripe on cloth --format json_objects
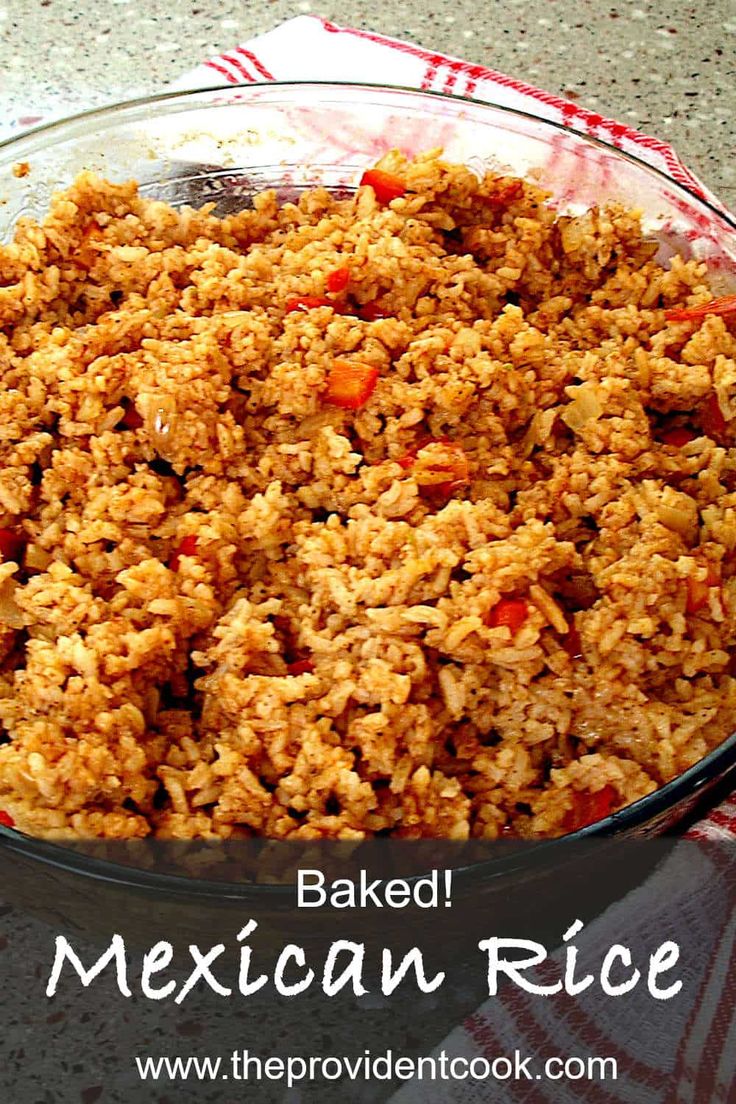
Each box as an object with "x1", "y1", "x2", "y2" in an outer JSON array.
[
  {"x1": 544, "y1": 993, "x2": 673, "y2": 1092},
  {"x1": 672, "y1": 904, "x2": 736, "y2": 1101},
  {"x1": 695, "y1": 937, "x2": 736, "y2": 1103},
  {"x1": 443, "y1": 65, "x2": 460, "y2": 95},
  {"x1": 468, "y1": 999, "x2": 628, "y2": 1104},
  {"x1": 233, "y1": 45, "x2": 274, "y2": 80},
  {"x1": 219, "y1": 52, "x2": 255, "y2": 82},
  {"x1": 465, "y1": 1011, "x2": 504, "y2": 1055},
  {"x1": 704, "y1": 807, "x2": 736, "y2": 832},
  {"x1": 465, "y1": 1013, "x2": 529, "y2": 1104},
  {"x1": 420, "y1": 60, "x2": 438, "y2": 91},
  {"x1": 686, "y1": 802, "x2": 736, "y2": 839},
  {"x1": 203, "y1": 59, "x2": 242, "y2": 85},
  {"x1": 317, "y1": 14, "x2": 469, "y2": 68},
  {"x1": 467, "y1": 971, "x2": 555, "y2": 1071},
  {"x1": 419, "y1": 53, "x2": 454, "y2": 91},
  {"x1": 529, "y1": 962, "x2": 661, "y2": 1095}
]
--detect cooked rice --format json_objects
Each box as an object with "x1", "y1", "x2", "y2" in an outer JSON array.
[{"x1": 1, "y1": 149, "x2": 735, "y2": 841}]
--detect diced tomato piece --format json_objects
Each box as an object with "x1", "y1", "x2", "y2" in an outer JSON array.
[
  {"x1": 324, "y1": 360, "x2": 379, "y2": 410},
  {"x1": 0, "y1": 528, "x2": 25, "y2": 564},
  {"x1": 359, "y1": 301, "x2": 391, "y2": 322},
  {"x1": 118, "y1": 400, "x2": 143, "y2": 430},
  {"x1": 406, "y1": 439, "x2": 469, "y2": 499},
  {"x1": 326, "y1": 266, "x2": 350, "y2": 293},
  {"x1": 665, "y1": 293, "x2": 736, "y2": 323},
  {"x1": 563, "y1": 784, "x2": 618, "y2": 832},
  {"x1": 169, "y1": 534, "x2": 198, "y2": 572},
  {"x1": 562, "y1": 623, "x2": 583, "y2": 660},
  {"x1": 425, "y1": 478, "x2": 468, "y2": 500},
  {"x1": 660, "y1": 426, "x2": 696, "y2": 447},
  {"x1": 287, "y1": 658, "x2": 315, "y2": 676},
  {"x1": 396, "y1": 435, "x2": 443, "y2": 469},
  {"x1": 360, "y1": 169, "x2": 407, "y2": 204},
  {"x1": 78, "y1": 220, "x2": 104, "y2": 265},
  {"x1": 285, "y1": 295, "x2": 333, "y2": 314},
  {"x1": 702, "y1": 393, "x2": 728, "y2": 438},
  {"x1": 0, "y1": 810, "x2": 14, "y2": 828},
  {"x1": 686, "y1": 563, "x2": 721, "y2": 615},
  {"x1": 488, "y1": 597, "x2": 529, "y2": 635}
]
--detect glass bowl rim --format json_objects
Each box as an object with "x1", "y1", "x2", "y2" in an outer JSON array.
[
  {"x1": 0, "y1": 79, "x2": 735, "y2": 897},
  {"x1": 2, "y1": 730, "x2": 735, "y2": 898},
  {"x1": 0, "y1": 79, "x2": 734, "y2": 237}
]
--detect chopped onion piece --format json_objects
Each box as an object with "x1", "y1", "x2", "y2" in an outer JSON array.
[
  {"x1": 561, "y1": 382, "x2": 603, "y2": 431},
  {"x1": 0, "y1": 580, "x2": 24, "y2": 629},
  {"x1": 657, "y1": 503, "x2": 694, "y2": 536}
]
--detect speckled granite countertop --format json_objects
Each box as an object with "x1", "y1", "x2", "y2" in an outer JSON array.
[{"x1": 1, "y1": 0, "x2": 735, "y2": 206}]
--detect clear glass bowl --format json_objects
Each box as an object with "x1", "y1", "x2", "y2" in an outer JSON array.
[{"x1": 1, "y1": 83, "x2": 736, "y2": 897}]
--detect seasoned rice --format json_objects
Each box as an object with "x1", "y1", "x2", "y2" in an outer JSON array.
[{"x1": 1, "y1": 149, "x2": 736, "y2": 840}]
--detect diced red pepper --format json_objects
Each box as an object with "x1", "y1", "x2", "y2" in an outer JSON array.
[
  {"x1": 480, "y1": 178, "x2": 524, "y2": 209},
  {"x1": 665, "y1": 293, "x2": 736, "y2": 323},
  {"x1": 702, "y1": 393, "x2": 728, "y2": 438},
  {"x1": 287, "y1": 658, "x2": 315, "y2": 676},
  {"x1": 686, "y1": 563, "x2": 721, "y2": 615},
  {"x1": 563, "y1": 623, "x2": 583, "y2": 660},
  {"x1": 0, "y1": 528, "x2": 25, "y2": 564},
  {"x1": 488, "y1": 597, "x2": 529, "y2": 635},
  {"x1": 326, "y1": 266, "x2": 350, "y2": 293},
  {"x1": 324, "y1": 360, "x2": 380, "y2": 410},
  {"x1": 0, "y1": 810, "x2": 14, "y2": 828},
  {"x1": 285, "y1": 295, "x2": 333, "y2": 314},
  {"x1": 360, "y1": 169, "x2": 407, "y2": 204},
  {"x1": 119, "y1": 400, "x2": 143, "y2": 431},
  {"x1": 660, "y1": 426, "x2": 696, "y2": 448},
  {"x1": 169, "y1": 534, "x2": 198, "y2": 572},
  {"x1": 563, "y1": 784, "x2": 618, "y2": 832},
  {"x1": 359, "y1": 301, "x2": 391, "y2": 322}
]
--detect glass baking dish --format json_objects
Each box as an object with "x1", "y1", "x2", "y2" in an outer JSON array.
[{"x1": 1, "y1": 83, "x2": 735, "y2": 899}]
